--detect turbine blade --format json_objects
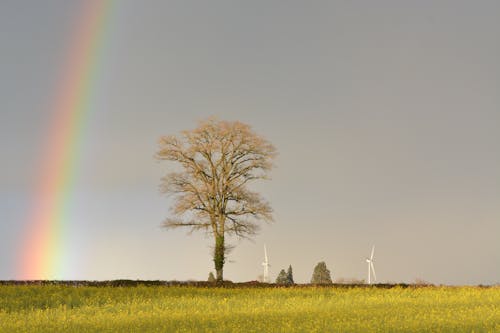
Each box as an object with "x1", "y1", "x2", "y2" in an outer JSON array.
[
  {"x1": 264, "y1": 245, "x2": 268, "y2": 263},
  {"x1": 371, "y1": 262, "x2": 377, "y2": 281},
  {"x1": 370, "y1": 245, "x2": 375, "y2": 260}
]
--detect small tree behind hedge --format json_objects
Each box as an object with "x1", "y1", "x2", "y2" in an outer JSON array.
[
  {"x1": 311, "y1": 261, "x2": 333, "y2": 284},
  {"x1": 275, "y1": 269, "x2": 288, "y2": 284},
  {"x1": 286, "y1": 265, "x2": 294, "y2": 284}
]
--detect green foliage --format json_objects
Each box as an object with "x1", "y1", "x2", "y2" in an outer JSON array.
[
  {"x1": 275, "y1": 269, "x2": 288, "y2": 284},
  {"x1": 311, "y1": 261, "x2": 333, "y2": 284},
  {"x1": 0, "y1": 285, "x2": 498, "y2": 332},
  {"x1": 207, "y1": 272, "x2": 216, "y2": 283}
]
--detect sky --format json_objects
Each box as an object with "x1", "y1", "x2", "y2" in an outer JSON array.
[{"x1": 1, "y1": 0, "x2": 499, "y2": 285}]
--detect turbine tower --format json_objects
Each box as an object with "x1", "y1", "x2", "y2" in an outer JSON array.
[
  {"x1": 365, "y1": 245, "x2": 377, "y2": 284},
  {"x1": 262, "y1": 244, "x2": 270, "y2": 283}
]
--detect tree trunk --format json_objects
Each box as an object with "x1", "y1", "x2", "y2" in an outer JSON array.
[{"x1": 214, "y1": 234, "x2": 225, "y2": 282}]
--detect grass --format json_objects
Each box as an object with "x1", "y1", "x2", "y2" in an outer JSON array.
[{"x1": 0, "y1": 284, "x2": 498, "y2": 332}]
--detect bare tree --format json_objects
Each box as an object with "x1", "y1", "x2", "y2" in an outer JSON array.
[{"x1": 156, "y1": 118, "x2": 276, "y2": 282}]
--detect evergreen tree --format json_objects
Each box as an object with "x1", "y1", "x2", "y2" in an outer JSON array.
[
  {"x1": 310, "y1": 261, "x2": 333, "y2": 284},
  {"x1": 275, "y1": 269, "x2": 288, "y2": 284},
  {"x1": 286, "y1": 265, "x2": 294, "y2": 284},
  {"x1": 207, "y1": 272, "x2": 216, "y2": 282}
]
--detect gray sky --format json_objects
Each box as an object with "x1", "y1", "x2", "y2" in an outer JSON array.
[{"x1": 1, "y1": 0, "x2": 499, "y2": 284}]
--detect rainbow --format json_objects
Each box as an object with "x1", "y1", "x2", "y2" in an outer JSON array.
[{"x1": 18, "y1": 0, "x2": 114, "y2": 279}]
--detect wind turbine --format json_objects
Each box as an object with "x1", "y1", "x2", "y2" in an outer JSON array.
[
  {"x1": 366, "y1": 245, "x2": 377, "y2": 284},
  {"x1": 262, "y1": 244, "x2": 270, "y2": 283}
]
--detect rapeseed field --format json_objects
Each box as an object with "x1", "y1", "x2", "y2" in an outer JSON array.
[{"x1": 0, "y1": 284, "x2": 498, "y2": 332}]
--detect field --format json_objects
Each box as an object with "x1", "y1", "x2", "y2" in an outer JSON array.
[{"x1": 0, "y1": 283, "x2": 498, "y2": 332}]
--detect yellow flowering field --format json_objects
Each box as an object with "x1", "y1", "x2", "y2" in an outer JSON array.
[{"x1": 0, "y1": 284, "x2": 498, "y2": 332}]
